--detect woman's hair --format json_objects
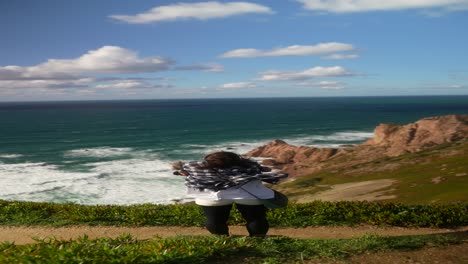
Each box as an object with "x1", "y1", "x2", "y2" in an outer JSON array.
[{"x1": 204, "y1": 151, "x2": 257, "y2": 169}]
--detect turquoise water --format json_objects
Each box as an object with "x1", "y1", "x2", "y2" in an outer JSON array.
[{"x1": 1, "y1": 96, "x2": 467, "y2": 204}]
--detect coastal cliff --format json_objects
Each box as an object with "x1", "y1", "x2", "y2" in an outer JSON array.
[
  {"x1": 246, "y1": 115, "x2": 468, "y2": 177},
  {"x1": 245, "y1": 115, "x2": 468, "y2": 203},
  {"x1": 363, "y1": 115, "x2": 468, "y2": 155}
]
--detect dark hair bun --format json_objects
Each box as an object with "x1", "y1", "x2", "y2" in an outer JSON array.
[{"x1": 204, "y1": 151, "x2": 254, "y2": 168}]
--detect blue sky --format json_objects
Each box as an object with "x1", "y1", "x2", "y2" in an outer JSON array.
[{"x1": 1, "y1": 0, "x2": 468, "y2": 101}]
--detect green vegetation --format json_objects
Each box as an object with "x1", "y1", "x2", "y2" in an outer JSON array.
[
  {"x1": 1, "y1": 200, "x2": 466, "y2": 227},
  {"x1": 284, "y1": 140, "x2": 468, "y2": 204},
  {"x1": 1, "y1": 233, "x2": 465, "y2": 263}
]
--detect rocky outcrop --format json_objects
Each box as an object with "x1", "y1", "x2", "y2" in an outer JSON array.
[
  {"x1": 246, "y1": 139, "x2": 339, "y2": 165},
  {"x1": 364, "y1": 115, "x2": 468, "y2": 156},
  {"x1": 245, "y1": 115, "x2": 468, "y2": 176}
]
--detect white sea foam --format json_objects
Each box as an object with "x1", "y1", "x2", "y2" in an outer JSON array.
[
  {"x1": 65, "y1": 147, "x2": 135, "y2": 158},
  {"x1": 180, "y1": 144, "x2": 210, "y2": 148},
  {"x1": 178, "y1": 141, "x2": 267, "y2": 156},
  {"x1": 0, "y1": 162, "x2": 98, "y2": 198},
  {"x1": 177, "y1": 131, "x2": 373, "y2": 159},
  {"x1": 0, "y1": 131, "x2": 374, "y2": 205},
  {"x1": 0, "y1": 156, "x2": 188, "y2": 205},
  {"x1": 285, "y1": 131, "x2": 374, "y2": 147},
  {"x1": 80, "y1": 158, "x2": 187, "y2": 204},
  {"x1": 0, "y1": 141, "x2": 271, "y2": 205},
  {"x1": 0, "y1": 154, "x2": 23, "y2": 158}
]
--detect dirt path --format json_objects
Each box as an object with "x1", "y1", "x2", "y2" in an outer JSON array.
[
  {"x1": 1, "y1": 225, "x2": 467, "y2": 245},
  {"x1": 299, "y1": 179, "x2": 398, "y2": 203}
]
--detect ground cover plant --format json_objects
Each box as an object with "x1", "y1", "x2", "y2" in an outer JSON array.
[
  {"x1": 0, "y1": 233, "x2": 465, "y2": 263},
  {"x1": 0, "y1": 200, "x2": 466, "y2": 228}
]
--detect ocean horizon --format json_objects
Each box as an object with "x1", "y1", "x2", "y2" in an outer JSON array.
[{"x1": 1, "y1": 95, "x2": 468, "y2": 205}]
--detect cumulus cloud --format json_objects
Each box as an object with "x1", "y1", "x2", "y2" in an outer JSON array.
[
  {"x1": 218, "y1": 82, "x2": 257, "y2": 89},
  {"x1": 0, "y1": 46, "x2": 222, "y2": 93},
  {"x1": 220, "y1": 42, "x2": 355, "y2": 58},
  {"x1": 0, "y1": 66, "x2": 82, "y2": 81},
  {"x1": 175, "y1": 63, "x2": 224, "y2": 72},
  {"x1": 322, "y1": 54, "x2": 359, "y2": 60},
  {"x1": 0, "y1": 46, "x2": 173, "y2": 82},
  {"x1": 296, "y1": 0, "x2": 468, "y2": 13},
  {"x1": 257, "y1": 66, "x2": 353, "y2": 81},
  {"x1": 31, "y1": 46, "x2": 173, "y2": 75},
  {"x1": 110, "y1": 1, "x2": 274, "y2": 24}
]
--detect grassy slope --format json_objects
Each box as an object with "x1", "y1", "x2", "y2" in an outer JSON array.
[{"x1": 282, "y1": 140, "x2": 468, "y2": 204}]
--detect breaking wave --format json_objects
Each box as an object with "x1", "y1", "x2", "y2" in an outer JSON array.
[{"x1": 0, "y1": 130, "x2": 373, "y2": 205}]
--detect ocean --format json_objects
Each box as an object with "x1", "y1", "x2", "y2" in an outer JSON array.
[{"x1": 1, "y1": 96, "x2": 467, "y2": 205}]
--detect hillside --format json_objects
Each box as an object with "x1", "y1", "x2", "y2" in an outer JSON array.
[{"x1": 246, "y1": 115, "x2": 468, "y2": 204}]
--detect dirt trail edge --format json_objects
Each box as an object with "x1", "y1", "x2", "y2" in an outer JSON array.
[{"x1": 1, "y1": 225, "x2": 467, "y2": 245}]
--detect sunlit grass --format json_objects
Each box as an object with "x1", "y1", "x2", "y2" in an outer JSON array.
[
  {"x1": 1, "y1": 200, "x2": 466, "y2": 228},
  {"x1": 284, "y1": 140, "x2": 468, "y2": 204},
  {"x1": 1, "y1": 233, "x2": 465, "y2": 264}
]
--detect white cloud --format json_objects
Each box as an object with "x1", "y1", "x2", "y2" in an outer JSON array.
[
  {"x1": 322, "y1": 54, "x2": 359, "y2": 60},
  {"x1": 436, "y1": 84, "x2": 468, "y2": 89},
  {"x1": 218, "y1": 82, "x2": 257, "y2": 89},
  {"x1": 448, "y1": 84, "x2": 466, "y2": 88},
  {"x1": 220, "y1": 42, "x2": 355, "y2": 58},
  {"x1": 423, "y1": 82, "x2": 468, "y2": 90},
  {"x1": 296, "y1": 0, "x2": 468, "y2": 13},
  {"x1": 0, "y1": 46, "x2": 219, "y2": 93},
  {"x1": 95, "y1": 80, "x2": 173, "y2": 89},
  {"x1": 257, "y1": 66, "x2": 353, "y2": 81},
  {"x1": 317, "y1": 81, "x2": 345, "y2": 90},
  {"x1": 31, "y1": 46, "x2": 173, "y2": 75},
  {"x1": 296, "y1": 81, "x2": 345, "y2": 90},
  {"x1": 175, "y1": 63, "x2": 224, "y2": 72},
  {"x1": 0, "y1": 46, "x2": 173, "y2": 82},
  {"x1": 0, "y1": 66, "x2": 81, "y2": 81},
  {"x1": 110, "y1": 1, "x2": 274, "y2": 24},
  {"x1": 0, "y1": 78, "x2": 95, "y2": 89}
]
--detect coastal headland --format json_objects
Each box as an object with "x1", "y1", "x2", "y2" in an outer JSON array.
[{"x1": 245, "y1": 114, "x2": 468, "y2": 203}]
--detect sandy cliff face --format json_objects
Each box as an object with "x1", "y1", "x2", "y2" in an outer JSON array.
[
  {"x1": 247, "y1": 139, "x2": 338, "y2": 164},
  {"x1": 364, "y1": 115, "x2": 468, "y2": 156},
  {"x1": 245, "y1": 115, "x2": 468, "y2": 177}
]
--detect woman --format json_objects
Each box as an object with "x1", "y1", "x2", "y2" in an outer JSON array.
[{"x1": 174, "y1": 151, "x2": 287, "y2": 237}]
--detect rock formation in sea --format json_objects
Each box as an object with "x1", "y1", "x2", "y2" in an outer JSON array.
[{"x1": 245, "y1": 115, "x2": 468, "y2": 178}]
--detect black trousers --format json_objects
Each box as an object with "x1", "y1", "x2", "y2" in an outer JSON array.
[{"x1": 200, "y1": 203, "x2": 269, "y2": 236}]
